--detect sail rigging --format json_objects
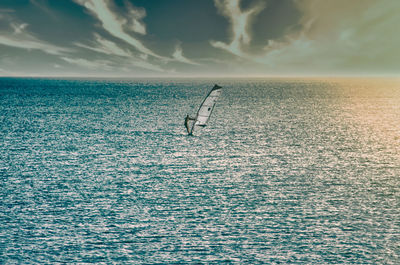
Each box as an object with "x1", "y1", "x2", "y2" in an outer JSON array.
[{"x1": 185, "y1": 84, "x2": 222, "y2": 135}]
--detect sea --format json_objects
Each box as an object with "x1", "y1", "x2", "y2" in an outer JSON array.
[{"x1": 1, "y1": 77, "x2": 399, "y2": 264}]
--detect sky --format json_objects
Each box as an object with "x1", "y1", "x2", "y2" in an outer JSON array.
[{"x1": 0, "y1": 0, "x2": 399, "y2": 77}]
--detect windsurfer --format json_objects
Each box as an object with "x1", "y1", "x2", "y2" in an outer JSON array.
[
  {"x1": 184, "y1": 114, "x2": 195, "y2": 135},
  {"x1": 184, "y1": 84, "x2": 222, "y2": 135}
]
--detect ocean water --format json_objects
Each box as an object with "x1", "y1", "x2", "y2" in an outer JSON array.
[{"x1": 1, "y1": 77, "x2": 399, "y2": 264}]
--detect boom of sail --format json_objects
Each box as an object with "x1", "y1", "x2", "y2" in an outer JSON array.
[{"x1": 185, "y1": 84, "x2": 222, "y2": 135}]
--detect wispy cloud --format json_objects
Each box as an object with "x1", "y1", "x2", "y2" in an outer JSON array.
[
  {"x1": 128, "y1": 60, "x2": 165, "y2": 73},
  {"x1": 211, "y1": 0, "x2": 266, "y2": 57},
  {"x1": 0, "y1": 11, "x2": 162, "y2": 75},
  {"x1": 75, "y1": 34, "x2": 132, "y2": 57},
  {"x1": 124, "y1": 1, "x2": 146, "y2": 35},
  {"x1": 74, "y1": 33, "x2": 165, "y2": 72},
  {"x1": 30, "y1": 0, "x2": 59, "y2": 20},
  {"x1": 0, "y1": 35, "x2": 65, "y2": 55},
  {"x1": 61, "y1": 56, "x2": 112, "y2": 70},
  {"x1": 0, "y1": 18, "x2": 70, "y2": 55},
  {"x1": 10, "y1": 22, "x2": 28, "y2": 34},
  {"x1": 72, "y1": 0, "x2": 200, "y2": 72},
  {"x1": 172, "y1": 43, "x2": 200, "y2": 65},
  {"x1": 0, "y1": 8, "x2": 14, "y2": 14},
  {"x1": 73, "y1": 0, "x2": 162, "y2": 59}
]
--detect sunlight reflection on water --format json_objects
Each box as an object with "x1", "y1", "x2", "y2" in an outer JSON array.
[{"x1": 1, "y1": 78, "x2": 399, "y2": 264}]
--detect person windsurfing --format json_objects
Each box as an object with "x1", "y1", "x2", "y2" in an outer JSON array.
[{"x1": 184, "y1": 114, "x2": 195, "y2": 135}]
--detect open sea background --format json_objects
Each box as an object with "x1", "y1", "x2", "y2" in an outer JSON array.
[{"x1": 1, "y1": 77, "x2": 399, "y2": 264}]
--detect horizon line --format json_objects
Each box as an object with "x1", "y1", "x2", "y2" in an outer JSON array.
[{"x1": 1, "y1": 74, "x2": 399, "y2": 79}]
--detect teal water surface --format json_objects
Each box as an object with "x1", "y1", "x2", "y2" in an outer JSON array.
[{"x1": 1, "y1": 78, "x2": 399, "y2": 264}]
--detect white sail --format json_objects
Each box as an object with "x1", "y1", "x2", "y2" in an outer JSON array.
[{"x1": 187, "y1": 84, "x2": 222, "y2": 135}]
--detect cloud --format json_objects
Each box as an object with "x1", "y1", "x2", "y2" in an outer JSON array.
[
  {"x1": 73, "y1": 0, "x2": 162, "y2": 59},
  {"x1": 74, "y1": 33, "x2": 166, "y2": 72},
  {"x1": 10, "y1": 22, "x2": 28, "y2": 34},
  {"x1": 255, "y1": 0, "x2": 400, "y2": 74},
  {"x1": 62, "y1": 52, "x2": 164, "y2": 73},
  {"x1": 127, "y1": 60, "x2": 165, "y2": 73},
  {"x1": 61, "y1": 57, "x2": 112, "y2": 69},
  {"x1": 75, "y1": 34, "x2": 132, "y2": 57},
  {"x1": 72, "y1": 1, "x2": 199, "y2": 72},
  {"x1": 0, "y1": 8, "x2": 165, "y2": 74},
  {"x1": 211, "y1": 0, "x2": 266, "y2": 57},
  {"x1": 0, "y1": 12, "x2": 71, "y2": 55},
  {"x1": 124, "y1": 1, "x2": 146, "y2": 35},
  {"x1": 30, "y1": 0, "x2": 58, "y2": 20},
  {"x1": 172, "y1": 43, "x2": 200, "y2": 65},
  {"x1": 0, "y1": 20, "x2": 70, "y2": 55},
  {"x1": 0, "y1": 8, "x2": 14, "y2": 14},
  {"x1": 209, "y1": 0, "x2": 400, "y2": 75},
  {"x1": 0, "y1": 35, "x2": 64, "y2": 55}
]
